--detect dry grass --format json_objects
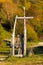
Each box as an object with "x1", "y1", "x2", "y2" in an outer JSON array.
[
  {"x1": 0, "y1": 61, "x2": 43, "y2": 65},
  {"x1": 0, "y1": 55, "x2": 43, "y2": 65}
]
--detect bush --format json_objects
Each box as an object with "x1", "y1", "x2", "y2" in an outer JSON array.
[
  {"x1": 27, "y1": 24, "x2": 38, "y2": 41},
  {"x1": 0, "y1": 24, "x2": 11, "y2": 44}
]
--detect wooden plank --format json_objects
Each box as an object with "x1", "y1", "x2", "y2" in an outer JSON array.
[{"x1": 14, "y1": 54, "x2": 23, "y2": 57}]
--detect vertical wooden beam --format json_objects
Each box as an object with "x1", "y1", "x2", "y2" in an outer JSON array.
[
  {"x1": 11, "y1": 6, "x2": 33, "y2": 57},
  {"x1": 23, "y1": 7, "x2": 26, "y2": 56},
  {"x1": 12, "y1": 16, "x2": 17, "y2": 56}
]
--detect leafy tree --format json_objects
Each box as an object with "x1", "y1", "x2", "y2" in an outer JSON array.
[
  {"x1": 0, "y1": 0, "x2": 43, "y2": 42},
  {"x1": 0, "y1": 2, "x2": 23, "y2": 32},
  {"x1": 27, "y1": 24, "x2": 38, "y2": 41}
]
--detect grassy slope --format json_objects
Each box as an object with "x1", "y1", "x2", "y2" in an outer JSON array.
[
  {"x1": 0, "y1": 24, "x2": 11, "y2": 40},
  {"x1": 0, "y1": 24, "x2": 11, "y2": 52}
]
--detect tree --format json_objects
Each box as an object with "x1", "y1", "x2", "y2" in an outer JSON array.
[
  {"x1": 27, "y1": 24, "x2": 38, "y2": 41},
  {"x1": 0, "y1": 2, "x2": 23, "y2": 32}
]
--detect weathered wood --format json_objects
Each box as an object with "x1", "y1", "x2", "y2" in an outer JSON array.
[
  {"x1": 14, "y1": 54, "x2": 23, "y2": 57},
  {"x1": 30, "y1": 42, "x2": 43, "y2": 48}
]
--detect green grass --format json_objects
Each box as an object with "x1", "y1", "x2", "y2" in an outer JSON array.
[
  {"x1": 0, "y1": 41, "x2": 43, "y2": 65},
  {"x1": 0, "y1": 54, "x2": 43, "y2": 65},
  {"x1": 6, "y1": 54, "x2": 43, "y2": 61},
  {"x1": 1, "y1": 55, "x2": 43, "y2": 65},
  {"x1": 27, "y1": 41, "x2": 39, "y2": 48},
  {"x1": 0, "y1": 43, "x2": 10, "y2": 52}
]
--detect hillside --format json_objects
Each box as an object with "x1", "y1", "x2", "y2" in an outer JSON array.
[{"x1": 0, "y1": 0, "x2": 43, "y2": 44}]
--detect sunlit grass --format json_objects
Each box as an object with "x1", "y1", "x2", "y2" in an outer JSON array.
[
  {"x1": 0, "y1": 55, "x2": 43, "y2": 65},
  {"x1": 27, "y1": 41, "x2": 39, "y2": 48}
]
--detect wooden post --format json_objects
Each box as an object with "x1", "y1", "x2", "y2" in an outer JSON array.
[
  {"x1": 11, "y1": 7, "x2": 33, "y2": 57},
  {"x1": 12, "y1": 16, "x2": 17, "y2": 56},
  {"x1": 24, "y1": 7, "x2": 26, "y2": 56}
]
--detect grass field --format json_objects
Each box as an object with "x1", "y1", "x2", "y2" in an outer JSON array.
[
  {"x1": 0, "y1": 55, "x2": 43, "y2": 65},
  {"x1": 0, "y1": 42, "x2": 43, "y2": 65}
]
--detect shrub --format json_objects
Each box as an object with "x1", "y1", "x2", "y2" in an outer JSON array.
[
  {"x1": 0, "y1": 24, "x2": 11, "y2": 44},
  {"x1": 27, "y1": 24, "x2": 38, "y2": 41}
]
